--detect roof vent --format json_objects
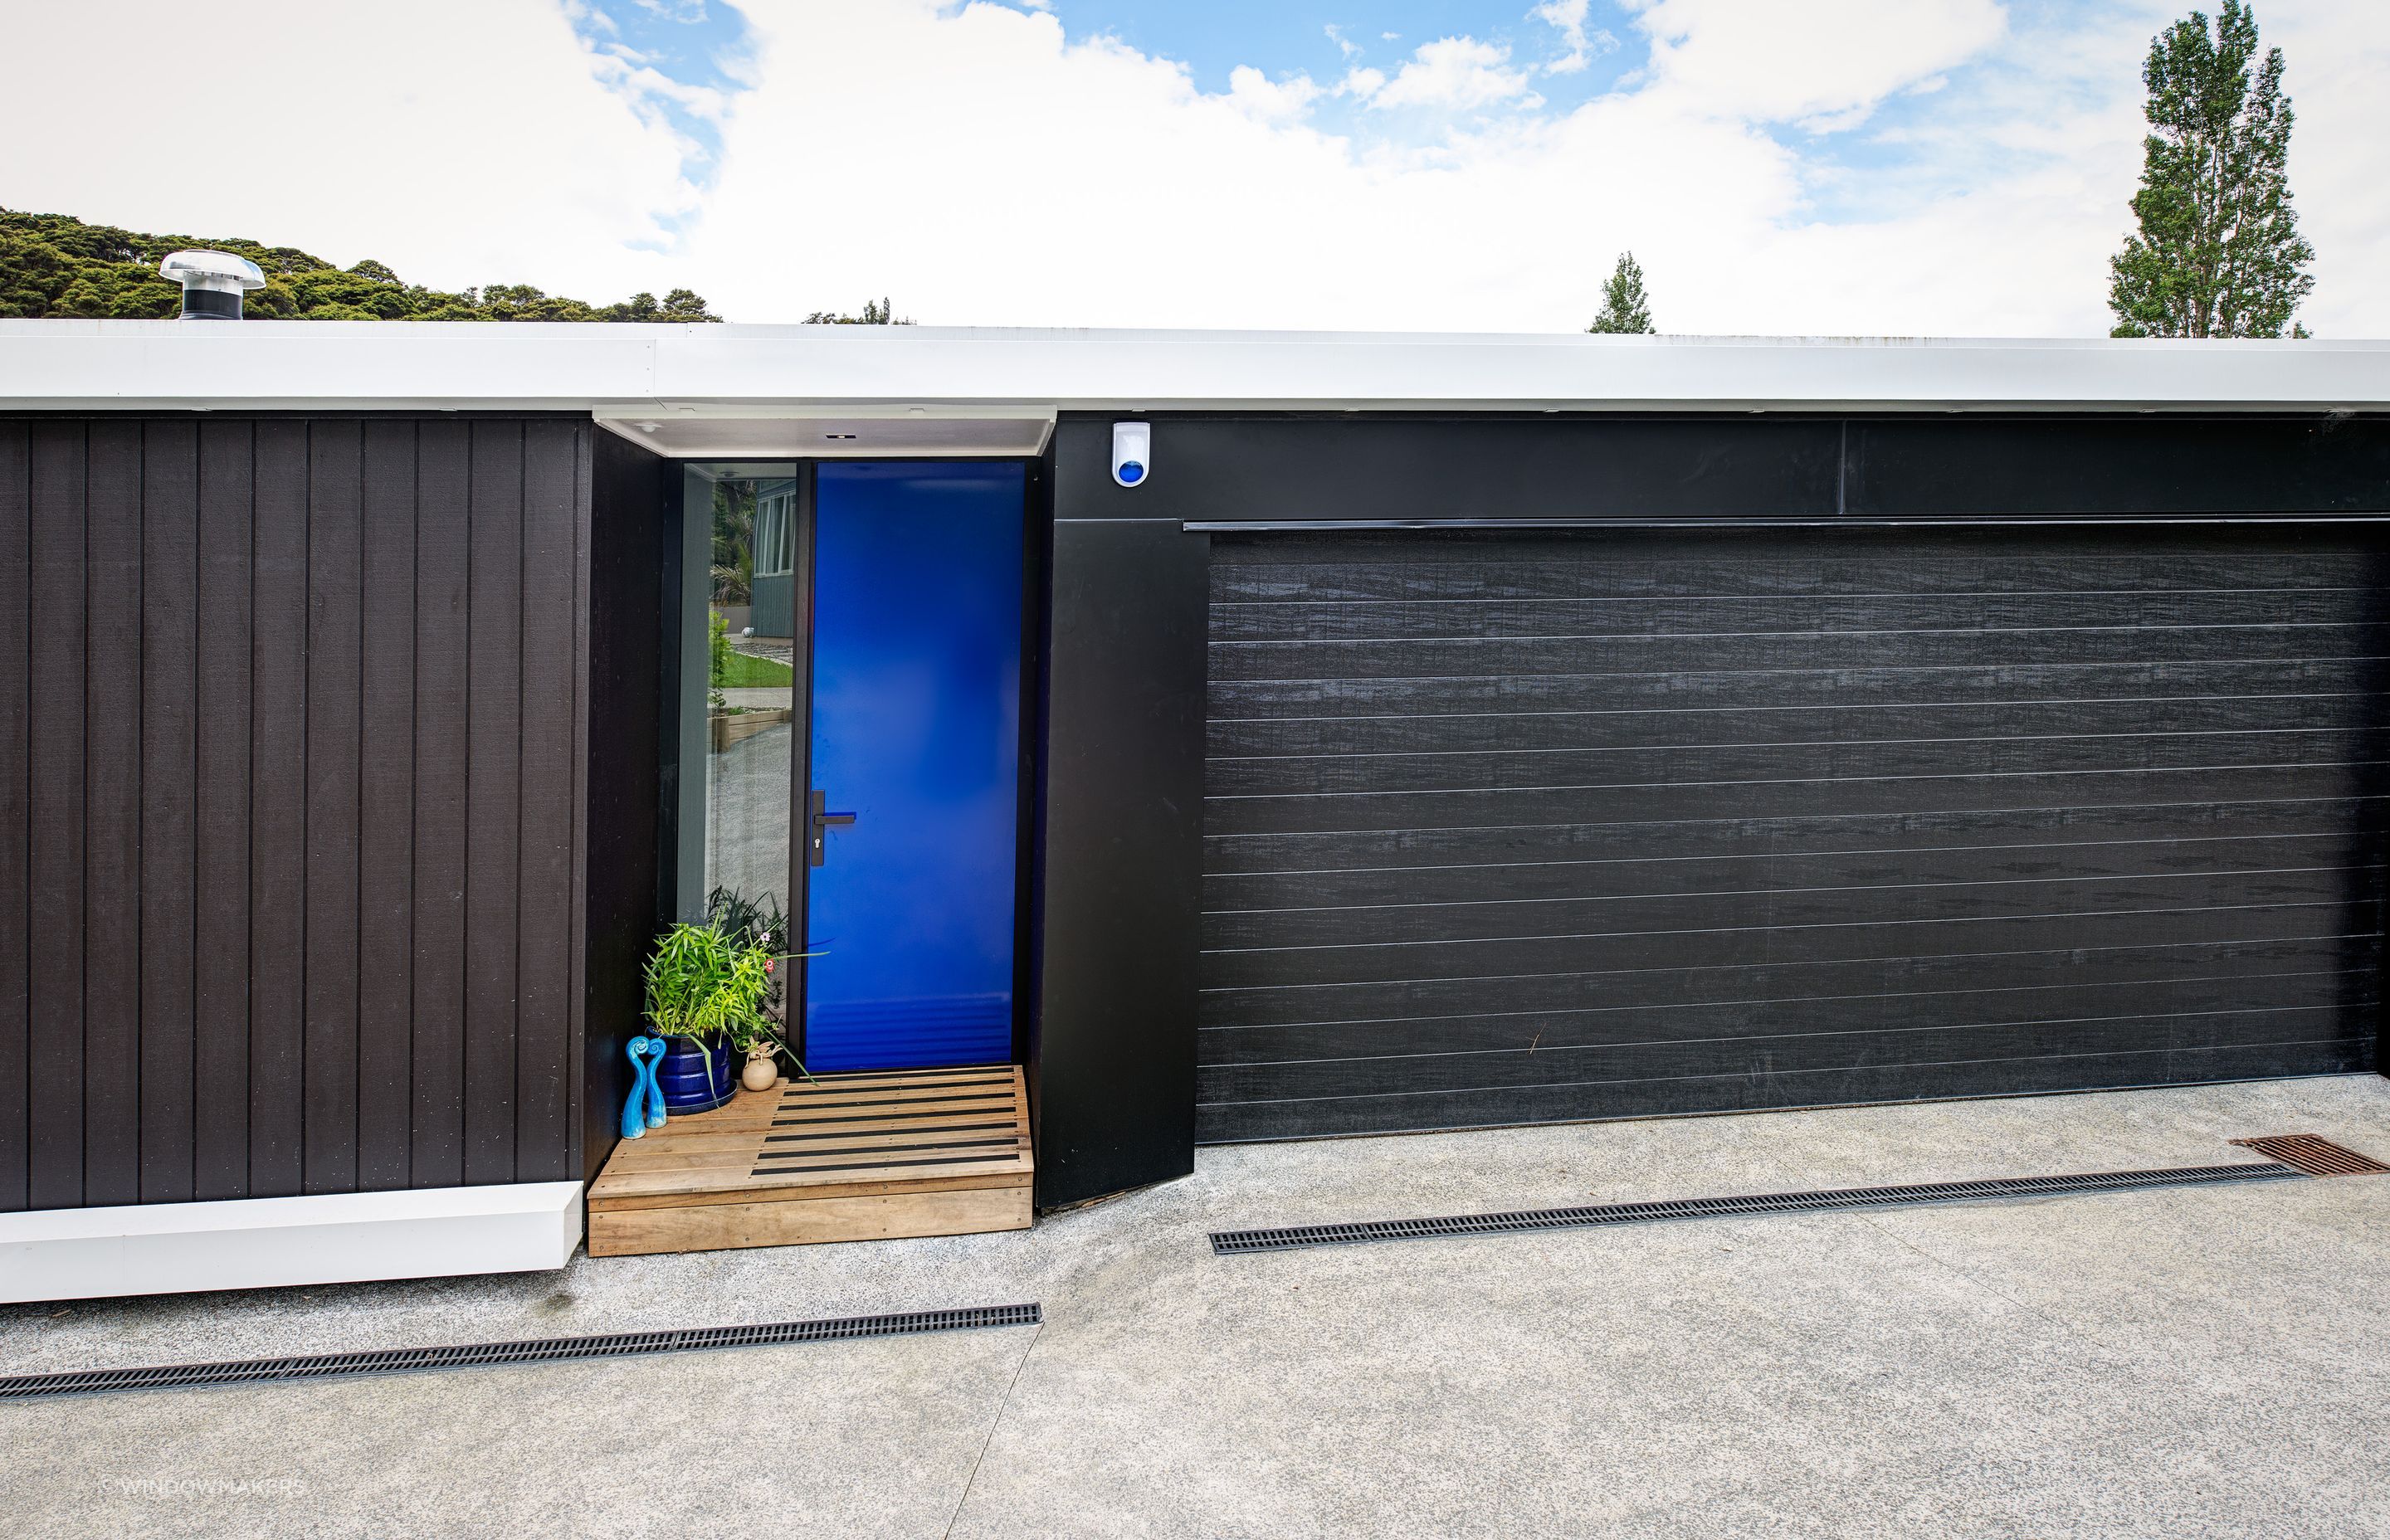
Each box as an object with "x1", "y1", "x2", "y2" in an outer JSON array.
[{"x1": 159, "y1": 249, "x2": 266, "y2": 321}]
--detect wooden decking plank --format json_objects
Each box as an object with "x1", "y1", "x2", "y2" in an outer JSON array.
[
  {"x1": 588, "y1": 1186, "x2": 1030, "y2": 1255},
  {"x1": 592, "y1": 1151, "x2": 1032, "y2": 1201},
  {"x1": 590, "y1": 1167, "x2": 1027, "y2": 1213}
]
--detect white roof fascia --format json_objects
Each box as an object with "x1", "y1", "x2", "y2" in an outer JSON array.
[{"x1": 2, "y1": 319, "x2": 2388, "y2": 413}]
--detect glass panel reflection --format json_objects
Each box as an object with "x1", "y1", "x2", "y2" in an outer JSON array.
[{"x1": 702, "y1": 474, "x2": 796, "y2": 939}]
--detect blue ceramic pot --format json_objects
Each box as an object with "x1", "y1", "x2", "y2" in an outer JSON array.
[{"x1": 656, "y1": 1036, "x2": 736, "y2": 1115}]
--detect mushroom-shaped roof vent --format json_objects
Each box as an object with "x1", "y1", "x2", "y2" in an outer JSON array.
[
  {"x1": 159, "y1": 249, "x2": 266, "y2": 290},
  {"x1": 159, "y1": 249, "x2": 267, "y2": 319}
]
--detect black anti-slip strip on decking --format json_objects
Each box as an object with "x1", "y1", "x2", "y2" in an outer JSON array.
[
  {"x1": 773, "y1": 1109, "x2": 1016, "y2": 1128},
  {"x1": 752, "y1": 1136, "x2": 1022, "y2": 1162},
  {"x1": 768, "y1": 1119, "x2": 1018, "y2": 1143},
  {"x1": 0, "y1": 1304, "x2": 1043, "y2": 1403},
  {"x1": 801, "y1": 1070, "x2": 1014, "y2": 1087},
  {"x1": 775, "y1": 1093, "x2": 1017, "y2": 1115},
  {"x1": 1209, "y1": 1164, "x2": 2304, "y2": 1256},
  {"x1": 748, "y1": 1153, "x2": 1022, "y2": 1177}
]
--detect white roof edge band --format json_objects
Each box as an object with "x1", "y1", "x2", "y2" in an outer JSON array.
[{"x1": 2, "y1": 320, "x2": 2387, "y2": 412}]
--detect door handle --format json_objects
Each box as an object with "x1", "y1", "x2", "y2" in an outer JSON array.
[{"x1": 807, "y1": 789, "x2": 856, "y2": 867}]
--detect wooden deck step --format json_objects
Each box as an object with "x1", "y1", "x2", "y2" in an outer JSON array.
[{"x1": 587, "y1": 1065, "x2": 1032, "y2": 1258}]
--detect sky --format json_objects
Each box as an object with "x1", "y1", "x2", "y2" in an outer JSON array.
[{"x1": 3, "y1": 0, "x2": 2386, "y2": 336}]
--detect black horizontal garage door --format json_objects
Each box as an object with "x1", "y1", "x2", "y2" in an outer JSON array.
[{"x1": 1197, "y1": 529, "x2": 2388, "y2": 1142}]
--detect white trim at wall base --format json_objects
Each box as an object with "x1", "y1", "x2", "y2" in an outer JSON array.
[{"x1": 0, "y1": 1182, "x2": 584, "y2": 1304}]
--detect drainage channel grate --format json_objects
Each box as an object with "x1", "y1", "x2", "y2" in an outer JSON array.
[
  {"x1": 2228, "y1": 1134, "x2": 2390, "y2": 1176},
  {"x1": 0, "y1": 1303, "x2": 1041, "y2": 1403},
  {"x1": 1209, "y1": 1164, "x2": 2303, "y2": 1256}
]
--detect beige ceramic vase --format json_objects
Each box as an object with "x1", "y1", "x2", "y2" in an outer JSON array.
[{"x1": 741, "y1": 1048, "x2": 779, "y2": 1093}]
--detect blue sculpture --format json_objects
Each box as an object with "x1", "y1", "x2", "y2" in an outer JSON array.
[
  {"x1": 621, "y1": 1036, "x2": 666, "y2": 1139},
  {"x1": 641, "y1": 1038, "x2": 667, "y2": 1128}
]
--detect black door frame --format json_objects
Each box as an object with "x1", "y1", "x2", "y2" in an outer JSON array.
[{"x1": 784, "y1": 460, "x2": 819, "y2": 1063}]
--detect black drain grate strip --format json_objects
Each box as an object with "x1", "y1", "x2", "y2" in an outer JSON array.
[
  {"x1": 1210, "y1": 1164, "x2": 2304, "y2": 1256},
  {"x1": 0, "y1": 1303, "x2": 1042, "y2": 1402}
]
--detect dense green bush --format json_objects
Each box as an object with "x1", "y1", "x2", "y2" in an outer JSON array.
[{"x1": 0, "y1": 207, "x2": 721, "y2": 322}]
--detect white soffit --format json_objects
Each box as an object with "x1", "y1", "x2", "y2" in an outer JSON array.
[{"x1": 595, "y1": 404, "x2": 1055, "y2": 458}]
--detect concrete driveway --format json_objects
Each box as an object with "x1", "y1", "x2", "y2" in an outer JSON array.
[{"x1": 5, "y1": 1075, "x2": 2388, "y2": 1539}]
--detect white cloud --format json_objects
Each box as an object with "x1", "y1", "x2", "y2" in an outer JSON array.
[
  {"x1": 1337, "y1": 66, "x2": 1388, "y2": 99},
  {"x1": 1226, "y1": 66, "x2": 1321, "y2": 122},
  {"x1": 1366, "y1": 37, "x2": 1540, "y2": 111},
  {"x1": 1324, "y1": 23, "x2": 1358, "y2": 59},
  {"x1": 1630, "y1": 0, "x2": 2008, "y2": 128},
  {"x1": 1532, "y1": 0, "x2": 1619, "y2": 75}
]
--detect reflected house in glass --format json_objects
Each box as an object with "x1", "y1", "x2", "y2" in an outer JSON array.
[
  {"x1": 748, "y1": 478, "x2": 800, "y2": 640},
  {"x1": 3, "y1": 319, "x2": 2388, "y2": 1299}
]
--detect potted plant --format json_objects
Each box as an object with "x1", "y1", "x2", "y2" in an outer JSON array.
[
  {"x1": 705, "y1": 889, "x2": 813, "y2": 1095},
  {"x1": 734, "y1": 1017, "x2": 787, "y2": 1094},
  {"x1": 641, "y1": 920, "x2": 776, "y2": 1115}
]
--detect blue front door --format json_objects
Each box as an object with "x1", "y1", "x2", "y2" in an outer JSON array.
[{"x1": 801, "y1": 461, "x2": 1025, "y2": 1071}]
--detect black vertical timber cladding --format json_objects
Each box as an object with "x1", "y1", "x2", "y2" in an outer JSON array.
[
  {"x1": 138, "y1": 421, "x2": 198, "y2": 1202},
  {"x1": 516, "y1": 423, "x2": 581, "y2": 1182},
  {"x1": 412, "y1": 423, "x2": 472, "y2": 1187},
  {"x1": 0, "y1": 422, "x2": 26, "y2": 1212},
  {"x1": 248, "y1": 421, "x2": 309, "y2": 1196},
  {"x1": 464, "y1": 424, "x2": 524, "y2": 1185},
  {"x1": 26, "y1": 422, "x2": 85, "y2": 1209},
  {"x1": 81, "y1": 420, "x2": 142, "y2": 1206},
  {"x1": 0, "y1": 414, "x2": 607, "y2": 1213},
  {"x1": 304, "y1": 422, "x2": 363, "y2": 1192},
  {"x1": 193, "y1": 421, "x2": 254, "y2": 1200},
  {"x1": 583, "y1": 431, "x2": 670, "y2": 1183},
  {"x1": 1032, "y1": 419, "x2": 1209, "y2": 1207},
  {"x1": 357, "y1": 421, "x2": 417, "y2": 1189}
]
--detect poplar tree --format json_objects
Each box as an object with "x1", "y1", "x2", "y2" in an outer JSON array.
[
  {"x1": 2109, "y1": 1, "x2": 2314, "y2": 338},
  {"x1": 1588, "y1": 251, "x2": 1655, "y2": 334}
]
